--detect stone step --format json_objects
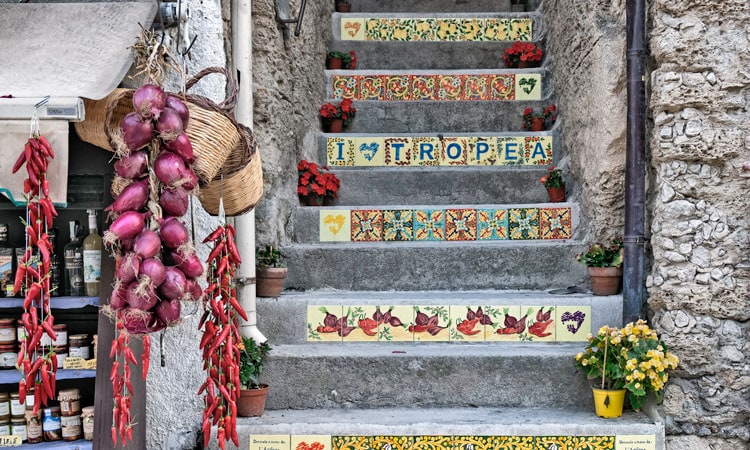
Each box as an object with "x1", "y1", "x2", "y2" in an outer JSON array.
[
  {"x1": 337, "y1": 100, "x2": 556, "y2": 133},
  {"x1": 346, "y1": 0, "x2": 516, "y2": 13},
  {"x1": 281, "y1": 240, "x2": 587, "y2": 291},
  {"x1": 257, "y1": 290, "x2": 622, "y2": 345},
  {"x1": 214, "y1": 408, "x2": 664, "y2": 450},
  {"x1": 333, "y1": 13, "x2": 541, "y2": 43},
  {"x1": 326, "y1": 69, "x2": 548, "y2": 102}
]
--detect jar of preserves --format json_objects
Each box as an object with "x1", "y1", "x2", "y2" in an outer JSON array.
[
  {"x1": 57, "y1": 389, "x2": 81, "y2": 417},
  {"x1": 0, "y1": 318, "x2": 15, "y2": 343},
  {"x1": 24, "y1": 388, "x2": 34, "y2": 411},
  {"x1": 0, "y1": 393, "x2": 10, "y2": 421},
  {"x1": 42, "y1": 406, "x2": 61, "y2": 441},
  {"x1": 25, "y1": 408, "x2": 42, "y2": 444},
  {"x1": 41, "y1": 324, "x2": 67, "y2": 347},
  {"x1": 15, "y1": 320, "x2": 25, "y2": 344},
  {"x1": 61, "y1": 414, "x2": 81, "y2": 441},
  {"x1": 9, "y1": 392, "x2": 24, "y2": 418},
  {"x1": 0, "y1": 344, "x2": 16, "y2": 369},
  {"x1": 68, "y1": 334, "x2": 90, "y2": 360},
  {"x1": 54, "y1": 345, "x2": 69, "y2": 368},
  {"x1": 0, "y1": 418, "x2": 9, "y2": 436},
  {"x1": 10, "y1": 416, "x2": 26, "y2": 442},
  {"x1": 81, "y1": 406, "x2": 94, "y2": 441}
]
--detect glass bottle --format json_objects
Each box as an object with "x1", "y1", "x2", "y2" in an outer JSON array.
[
  {"x1": 48, "y1": 228, "x2": 61, "y2": 297},
  {"x1": 0, "y1": 224, "x2": 14, "y2": 298},
  {"x1": 63, "y1": 221, "x2": 84, "y2": 296},
  {"x1": 82, "y1": 210, "x2": 102, "y2": 297}
]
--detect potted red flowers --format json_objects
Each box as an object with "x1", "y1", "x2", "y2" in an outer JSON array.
[
  {"x1": 297, "y1": 160, "x2": 341, "y2": 206},
  {"x1": 319, "y1": 98, "x2": 356, "y2": 133},
  {"x1": 326, "y1": 50, "x2": 358, "y2": 70},
  {"x1": 540, "y1": 166, "x2": 565, "y2": 202},
  {"x1": 522, "y1": 104, "x2": 557, "y2": 131},
  {"x1": 503, "y1": 41, "x2": 543, "y2": 68}
]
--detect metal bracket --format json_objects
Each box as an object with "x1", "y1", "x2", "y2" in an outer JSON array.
[
  {"x1": 275, "y1": 0, "x2": 307, "y2": 38},
  {"x1": 236, "y1": 277, "x2": 257, "y2": 286}
]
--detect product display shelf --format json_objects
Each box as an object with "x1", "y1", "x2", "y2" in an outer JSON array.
[
  {"x1": 13, "y1": 439, "x2": 92, "y2": 449},
  {"x1": 0, "y1": 296, "x2": 99, "y2": 310},
  {"x1": 0, "y1": 369, "x2": 96, "y2": 385}
]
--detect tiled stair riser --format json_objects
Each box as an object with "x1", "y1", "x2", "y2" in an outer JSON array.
[
  {"x1": 330, "y1": 73, "x2": 542, "y2": 101},
  {"x1": 326, "y1": 135, "x2": 552, "y2": 167},
  {"x1": 306, "y1": 304, "x2": 591, "y2": 343},
  {"x1": 339, "y1": 17, "x2": 534, "y2": 42},
  {"x1": 249, "y1": 434, "x2": 657, "y2": 450},
  {"x1": 318, "y1": 207, "x2": 573, "y2": 242}
]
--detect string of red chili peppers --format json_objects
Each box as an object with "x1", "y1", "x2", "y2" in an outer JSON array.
[
  {"x1": 109, "y1": 324, "x2": 149, "y2": 445},
  {"x1": 11, "y1": 133, "x2": 58, "y2": 414},
  {"x1": 198, "y1": 224, "x2": 245, "y2": 449}
]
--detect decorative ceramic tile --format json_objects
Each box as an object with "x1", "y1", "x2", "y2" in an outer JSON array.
[
  {"x1": 377, "y1": 305, "x2": 413, "y2": 342},
  {"x1": 360, "y1": 75, "x2": 386, "y2": 100},
  {"x1": 351, "y1": 209, "x2": 383, "y2": 242},
  {"x1": 413, "y1": 18, "x2": 437, "y2": 40},
  {"x1": 459, "y1": 19, "x2": 485, "y2": 42},
  {"x1": 332, "y1": 435, "x2": 369, "y2": 450},
  {"x1": 412, "y1": 306, "x2": 450, "y2": 342},
  {"x1": 513, "y1": 306, "x2": 537, "y2": 342},
  {"x1": 486, "y1": 306, "x2": 522, "y2": 342},
  {"x1": 412, "y1": 435, "x2": 453, "y2": 450},
  {"x1": 489, "y1": 436, "x2": 536, "y2": 450},
  {"x1": 523, "y1": 136, "x2": 553, "y2": 165},
  {"x1": 534, "y1": 436, "x2": 615, "y2": 449},
  {"x1": 368, "y1": 435, "x2": 414, "y2": 450},
  {"x1": 445, "y1": 208, "x2": 477, "y2": 241},
  {"x1": 291, "y1": 435, "x2": 332, "y2": 450},
  {"x1": 515, "y1": 73, "x2": 542, "y2": 101},
  {"x1": 385, "y1": 75, "x2": 412, "y2": 100},
  {"x1": 320, "y1": 209, "x2": 352, "y2": 242},
  {"x1": 508, "y1": 18, "x2": 534, "y2": 41},
  {"x1": 489, "y1": 74, "x2": 515, "y2": 100},
  {"x1": 340, "y1": 18, "x2": 365, "y2": 41},
  {"x1": 482, "y1": 18, "x2": 505, "y2": 41},
  {"x1": 250, "y1": 435, "x2": 291, "y2": 450},
  {"x1": 332, "y1": 75, "x2": 358, "y2": 99},
  {"x1": 307, "y1": 305, "x2": 343, "y2": 342},
  {"x1": 615, "y1": 435, "x2": 655, "y2": 450},
  {"x1": 343, "y1": 305, "x2": 379, "y2": 342},
  {"x1": 411, "y1": 75, "x2": 438, "y2": 100},
  {"x1": 497, "y1": 137, "x2": 524, "y2": 165},
  {"x1": 414, "y1": 209, "x2": 446, "y2": 241},
  {"x1": 463, "y1": 75, "x2": 489, "y2": 100},
  {"x1": 326, "y1": 137, "x2": 355, "y2": 166},
  {"x1": 467, "y1": 137, "x2": 497, "y2": 165},
  {"x1": 440, "y1": 137, "x2": 469, "y2": 166},
  {"x1": 577, "y1": 435, "x2": 617, "y2": 449},
  {"x1": 540, "y1": 208, "x2": 572, "y2": 240},
  {"x1": 385, "y1": 138, "x2": 413, "y2": 165},
  {"x1": 412, "y1": 137, "x2": 441, "y2": 166},
  {"x1": 434, "y1": 18, "x2": 461, "y2": 41},
  {"x1": 477, "y1": 209, "x2": 508, "y2": 240},
  {"x1": 523, "y1": 306, "x2": 556, "y2": 342},
  {"x1": 383, "y1": 209, "x2": 414, "y2": 241},
  {"x1": 449, "y1": 306, "x2": 486, "y2": 342},
  {"x1": 354, "y1": 137, "x2": 385, "y2": 166},
  {"x1": 508, "y1": 208, "x2": 540, "y2": 240},
  {"x1": 557, "y1": 306, "x2": 591, "y2": 342},
  {"x1": 437, "y1": 75, "x2": 463, "y2": 100}
]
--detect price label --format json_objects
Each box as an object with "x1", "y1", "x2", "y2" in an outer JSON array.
[
  {"x1": 84, "y1": 358, "x2": 97, "y2": 369},
  {"x1": 0, "y1": 435, "x2": 21, "y2": 446},
  {"x1": 63, "y1": 357, "x2": 86, "y2": 369}
]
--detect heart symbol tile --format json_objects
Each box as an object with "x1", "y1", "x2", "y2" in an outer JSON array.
[
  {"x1": 344, "y1": 21, "x2": 361, "y2": 37},
  {"x1": 359, "y1": 142, "x2": 379, "y2": 161},
  {"x1": 324, "y1": 214, "x2": 346, "y2": 235},
  {"x1": 560, "y1": 310, "x2": 586, "y2": 334}
]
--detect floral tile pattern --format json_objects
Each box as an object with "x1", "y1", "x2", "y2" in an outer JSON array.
[
  {"x1": 326, "y1": 134, "x2": 554, "y2": 166},
  {"x1": 445, "y1": 209, "x2": 477, "y2": 241},
  {"x1": 535, "y1": 436, "x2": 616, "y2": 449},
  {"x1": 414, "y1": 210, "x2": 446, "y2": 241},
  {"x1": 332, "y1": 435, "x2": 369, "y2": 450},
  {"x1": 291, "y1": 435, "x2": 331, "y2": 450},
  {"x1": 492, "y1": 436, "x2": 536, "y2": 449},
  {"x1": 508, "y1": 208, "x2": 540, "y2": 240},
  {"x1": 331, "y1": 74, "x2": 537, "y2": 101},
  {"x1": 351, "y1": 210, "x2": 384, "y2": 242},
  {"x1": 540, "y1": 208, "x2": 572, "y2": 240},
  {"x1": 477, "y1": 209, "x2": 508, "y2": 240},
  {"x1": 412, "y1": 436, "x2": 453, "y2": 449},
  {"x1": 345, "y1": 17, "x2": 534, "y2": 42},
  {"x1": 369, "y1": 436, "x2": 414, "y2": 450},
  {"x1": 383, "y1": 209, "x2": 414, "y2": 241}
]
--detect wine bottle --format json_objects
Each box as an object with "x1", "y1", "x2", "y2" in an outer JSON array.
[
  {"x1": 83, "y1": 209, "x2": 102, "y2": 297},
  {"x1": 0, "y1": 224, "x2": 14, "y2": 298},
  {"x1": 64, "y1": 221, "x2": 84, "y2": 296}
]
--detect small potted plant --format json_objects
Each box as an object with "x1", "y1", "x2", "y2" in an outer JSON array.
[
  {"x1": 256, "y1": 244, "x2": 287, "y2": 298},
  {"x1": 577, "y1": 237, "x2": 624, "y2": 295},
  {"x1": 522, "y1": 104, "x2": 556, "y2": 131},
  {"x1": 237, "y1": 336, "x2": 272, "y2": 417},
  {"x1": 297, "y1": 160, "x2": 340, "y2": 206},
  {"x1": 540, "y1": 165, "x2": 565, "y2": 202},
  {"x1": 319, "y1": 98, "x2": 356, "y2": 133},
  {"x1": 574, "y1": 320, "x2": 679, "y2": 418},
  {"x1": 326, "y1": 50, "x2": 357, "y2": 70},
  {"x1": 335, "y1": 0, "x2": 351, "y2": 12},
  {"x1": 503, "y1": 41, "x2": 543, "y2": 68}
]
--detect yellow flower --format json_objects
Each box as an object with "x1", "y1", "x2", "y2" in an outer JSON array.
[
  {"x1": 628, "y1": 334, "x2": 638, "y2": 343},
  {"x1": 626, "y1": 359, "x2": 638, "y2": 371},
  {"x1": 581, "y1": 358, "x2": 589, "y2": 366},
  {"x1": 575, "y1": 352, "x2": 584, "y2": 361},
  {"x1": 635, "y1": 382, "x2": 642, "y2": 390},
  {"x1": 598, "y1": 326, "x2": 609, "y2": 336}
]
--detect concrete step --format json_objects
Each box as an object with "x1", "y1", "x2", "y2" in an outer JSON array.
[
  {"x1": 257, "y1": 290, "x2": 623, "y2": 345},
  {"x1": 281, "y1": 240, "x2": 587, "y2": 291},
  {"x1": 326, "y1": 69, "x2": 549, "y2": 102},
  {"x1": 345, "y1": 0, "x2": 515, "y2": 13},
  {"x1": 214, "y1": 408, "x2": 664, "y2": 450}
]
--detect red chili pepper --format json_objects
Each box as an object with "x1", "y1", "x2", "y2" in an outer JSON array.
[
  {"x1": 226, "y1": 237, "x2": 242, "y2": 265},
  {"x1": 12, "y1": 265, "x2": 26, "y2": 296},
  {"x1": 142, "y1": 335, "x2": 150, "y2": 381},
  {"x1": 37, "y1": 135, "x2": 54, "y2": 158},
  {"x1": 207, "y1": 241, "x2": 226, "y2": 263},
  {"x1": 203, "y1": 226, "x2": 225, "y2": 243},
  {"x1": 12, "y1": 148, "x2": 27, "y2": 174}
]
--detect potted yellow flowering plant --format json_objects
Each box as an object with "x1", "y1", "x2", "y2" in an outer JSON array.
[{"x1": 574, "y1": 320, "x2": 679, "y2": 418}]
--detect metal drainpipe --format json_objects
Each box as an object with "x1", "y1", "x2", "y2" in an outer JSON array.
[
  {"x1": 623, "y1": 0, "x2": 647, "y2": 325},
  {"x1": 232, "y1": 0, "x2": 267, "y2": 344}
]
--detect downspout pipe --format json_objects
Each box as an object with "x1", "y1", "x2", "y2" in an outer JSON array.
[
  {"x1": 232, "y1": 0, "x2": 267, "y2": 344},
  {"x1": 623, "y1": 0, "x2": 647, "y2": 324}
]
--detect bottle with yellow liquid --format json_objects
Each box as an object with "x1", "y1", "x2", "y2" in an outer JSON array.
[{"x1": 82, "y1": 209, "x2": 102, "y2": 297}]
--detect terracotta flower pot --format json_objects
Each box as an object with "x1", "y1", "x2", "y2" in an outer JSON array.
[
  {"x1": 530, "y1": 117, "x2": 546, "y2": 131},
  {"x1": 299, "y1": 193, "x2": 336, "y2": 207},
  {"x1": 592, "y1": 388, "x2": 626, "y2": 419},
  {"x1": 237, "y1": 385, "x2": 269, "y2": 417},
  {"x1": 326, "y1": 118, "x2": 344, "y2": 133},
  {"x1": 326, "y1": 56, "x2": 343, "y2": 70},
  {"x1": 546, "y1": 184, "x2": 566, "y2": 202},
  {"x1": 256, "y1": 267, "x2": 288, "y2": 297},
  {"x1": 588, "y1": 266, "x2": 623, "y2": 296},
  {"x1": 517, "y1": 60, "x2": 540, "y2": 69},
  {"x1": 335, "y1": 3, "x2": 351, "y2": 12}
]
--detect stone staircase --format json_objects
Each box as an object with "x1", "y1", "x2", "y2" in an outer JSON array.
[{"x1": 227, "y1": 1, "x2": 664, "y2": 449}]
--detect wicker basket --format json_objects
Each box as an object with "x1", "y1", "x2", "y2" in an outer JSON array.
[
  {"x1": 73, "y1": 67, "x2": 241, "y2": 186},
  {"x1": 198, "y1": 124, "x2": 263, "y2": 216}
]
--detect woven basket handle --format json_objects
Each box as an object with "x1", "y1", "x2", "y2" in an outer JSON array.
[{"x1": 185, "y1": 67, "x2": 238, "y2": 115}]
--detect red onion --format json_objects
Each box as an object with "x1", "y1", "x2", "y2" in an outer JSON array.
[
  {"x1": 120, "y1": 308, "x2": 155, "y2": 335},
  {"x1": 108, "y1": 178, "x2": 149, "y2": 214},
  {"x1": 133, "y1": 84, "x2": 166, "y2": 120},
  {"x1": 155, "y1": 299, "x2": 182, "y2": 327},
  {"x1": 171, "y1": 250, "x2": 204, "y2": 278},
  {"x1": 182, "y1": 170, "x2": 198, "y2": 190},
  {"x1": 159, "y1": 217, "x2": 189, "y2": 250},
  {"x1": 163, "y1": 133, "x2": 195, "y2": 164},
  {"x1": 156, "y1": 107, "x2": 184, "y2": 142},
  {"x1": 139, "y1": 258, "x2": 166, "y2": 287},
  {"x1": 154, "y1": 151, "x2": 189, "y2": 187},
  {"x1": 159, "y1": 266, "x2": 187, "y2": 300},
  {"x1": 114, "y1": 150, "x2": 148, "y2": 179},
  {"x1": 121, "y1": 112, "x2": 154, "y2": 151},
  {"x1": 133, "y1": 229, "x2": 161, "y2": 259},
  {"x1": 115, "y1": 252, "x2": 141, "y2": 285},
  {"x1": 104, "y1": 211, "x2": 146, "y2": 246},
  {"x1": 185, "y1": 278, "x2": 202, "y2": 302},
  {"x1": 109, "y1": 283, "x2": 129, "y2": 310},
  {"x1": 165, "y1": 95, "x2": 189, "y2": 129},
  {"x1": 126, "y1": 281, "x2": 159, "y2": 311},
  {"x1": 160, "y1": 187, "x2": 189, "y2": 217}
]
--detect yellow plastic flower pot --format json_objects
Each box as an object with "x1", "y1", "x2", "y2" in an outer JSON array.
[{"x1": 592, "y1": 388, "x2": 626, "y2": 418}]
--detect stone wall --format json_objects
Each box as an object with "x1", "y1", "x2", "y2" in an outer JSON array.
[{"x1": 648, "y1": 0, "x2": 750, "y2": 446}]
